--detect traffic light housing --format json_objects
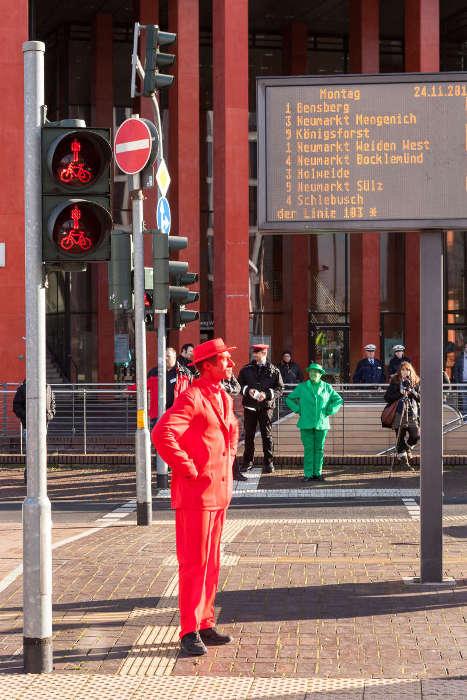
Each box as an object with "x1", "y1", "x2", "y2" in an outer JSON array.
[
  {"x1": 151, "y1": 232, "x2": 199, "y2": 330},
  {"x1": 143, "y1": 25, "x2": 176, "y2": 96},
  {"x1": 169, "y1": 261, "x2": 199, "y2": 330},
  {"x1": 108, "y1": 230, "x2": 132, "y2": 310},
  {"x1": 42, "y1": 125, "x2": 113, "y2": 263}
]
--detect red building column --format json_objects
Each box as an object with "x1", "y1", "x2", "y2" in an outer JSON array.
[
  {"x1": 349, "y1": 0, "x2": 381, "y2": 375},
  {"x1": 0, "y1": 1, "x2": 28, "y2": 381},
  {"x1": 212, "y1": 0, "x2": 249, "y2": 364},
  {"x1": 138, "y1": 0, "x2": 159, "y2": 369},
  {"x1": 92, "y1": 14, "x2": 115, "y2": 381},
  {"x1": 168, "y1": 0, "x2": 200, "y2": 349},
  {"x1": 404, "y1": 0, "x2": 439, "y2": 372},
  {"x1": 283, "y1": 23, "x2": 309, "y2": 369}
]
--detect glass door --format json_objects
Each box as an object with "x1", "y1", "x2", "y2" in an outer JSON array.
[{"x1": 309, "y1": 325, "x2": 350, "y2": 382}]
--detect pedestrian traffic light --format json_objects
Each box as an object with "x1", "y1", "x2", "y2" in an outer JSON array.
[
  {"x1": 41, "y1": 124, "x2": 113, "y2": 263},
  {"x1": 144, "y1": 290, "x2": 155, "y2": 331},
  {"x1": 143, "y1": 25, "x2": 176, "y2": 96}
]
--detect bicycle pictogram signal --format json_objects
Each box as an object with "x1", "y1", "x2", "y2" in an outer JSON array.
[
  {"x1": 59, "y1": 205, "x2": 92, "y2": 252},
  {"x1": 57, "y1": 139, "x2": 93, "y2": 185}
]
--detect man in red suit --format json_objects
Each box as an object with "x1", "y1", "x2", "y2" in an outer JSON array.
[{"x1": 152, "y1": 338, "x2": 239, "y2": 656}]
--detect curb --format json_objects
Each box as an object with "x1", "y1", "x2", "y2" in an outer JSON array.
[{"x1": 1, "y1": 454, "x2": 466, "y2": 468}]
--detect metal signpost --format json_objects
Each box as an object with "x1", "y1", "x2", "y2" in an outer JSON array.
[
  {"x1": 22, "y1": 40, "x2": 53, "y2": 673},
  {"x1": 114, "y1": 116, "x2": 153, "y2": 526},
  {"x1": 130, "y1": 23, "x2": 173, "y2": 490},
  {"x1": 154, "y1": 194, "x2": 171, "y2": 488},
  {"x1": 256, "y1": 72, "x2": 465, "y2": 583}
]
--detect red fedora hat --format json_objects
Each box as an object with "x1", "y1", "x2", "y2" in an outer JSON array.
[{"x1": 190, "y1": 337, "x2": 236, "y2": 366}]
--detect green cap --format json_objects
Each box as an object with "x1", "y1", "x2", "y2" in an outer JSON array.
[{"x1": 306, "y1": 362, "x2": 326, "y2": 375}]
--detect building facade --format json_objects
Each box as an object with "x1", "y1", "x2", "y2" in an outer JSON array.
[{"x1": 1, "y1": 0, "x2": 466, "y2": 383}]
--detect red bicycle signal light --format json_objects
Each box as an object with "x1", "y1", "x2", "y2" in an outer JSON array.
[
  {"x1": 48, "y1": 199, "x2": 112, "y2": 260},
  {"x1": 46, "y1": 129, "x2": 112, "y2": 192},
  {"x1": 42, "y1": 125, "x2": 113, "y2": 263}
]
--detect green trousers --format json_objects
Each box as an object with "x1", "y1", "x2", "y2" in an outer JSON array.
[{"x1": 300, "y1": 428, "x2": 328, "y2": 477}]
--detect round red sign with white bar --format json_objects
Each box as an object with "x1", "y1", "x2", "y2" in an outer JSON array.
[{"x1": 114, "y1": 118, "x2": 152, "y2": 175}]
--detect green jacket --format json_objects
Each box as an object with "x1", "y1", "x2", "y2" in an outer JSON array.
[{"x1": 285, "y1": 379, "x2": 343, "y2": 430}]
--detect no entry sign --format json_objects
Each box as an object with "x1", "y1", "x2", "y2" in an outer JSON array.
[{"x1": 114, "y1": 118, "x2": 152, "y2": 175}]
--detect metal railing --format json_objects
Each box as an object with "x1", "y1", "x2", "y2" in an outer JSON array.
[
  {"x1": 1, "y1": 382, "x2": 466, "y2": 456},
  {"x1": 270, "y1": 384, "x2": 465, "y2": 457}
]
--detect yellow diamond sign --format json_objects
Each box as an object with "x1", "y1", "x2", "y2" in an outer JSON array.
[{"x1": 156, "y1": 159, "x2": 171, "y2": 197}]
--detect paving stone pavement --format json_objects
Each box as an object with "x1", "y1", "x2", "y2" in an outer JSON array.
[
  {"x1": 0, "y1": 465, "x2": 466, "y2": 696},
  {"x1": 0, "y1": 674, "x2": 466, "y2": 698},
  {"x1": 257, "y1": 466, "x2": 467, "y2": 498},
  {"x1": 0, "y1": 511, "x2": 465, "y2": 696}
]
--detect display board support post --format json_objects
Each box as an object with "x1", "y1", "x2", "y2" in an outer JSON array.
[{"x1": 419, "y1": 229, "x2": 443, "y2": 583}]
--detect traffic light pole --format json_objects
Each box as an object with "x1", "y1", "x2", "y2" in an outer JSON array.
[
  {"x1": 22, "y1": 41, "x2": 53, "y2": 673},
  {"x1": 156, "y1": 310, "x2": 169, "y2": 488},
  {"x1": 132, "y1": 174, "x2": 152, "y2": 526}
]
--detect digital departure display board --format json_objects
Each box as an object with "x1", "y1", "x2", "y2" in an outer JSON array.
[{"x1": 257, "y1": 73, "x2": 467, "y2": 232}]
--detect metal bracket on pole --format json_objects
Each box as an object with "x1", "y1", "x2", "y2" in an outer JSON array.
[
  {"x1": 22, "y1": 39, "x2": 53, "y2": 673},
  {"x1": 130, "y1": 22, "x2": 141, "y2": 100}
]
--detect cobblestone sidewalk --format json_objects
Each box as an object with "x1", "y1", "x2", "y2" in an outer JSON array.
[{"x1": 0, "y1": 497, "x2": 466, "y2": 697}]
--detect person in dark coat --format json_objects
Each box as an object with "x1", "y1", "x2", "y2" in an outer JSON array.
[
  {"x1": 384, "y1": 361, "x2": 420, "y2": 469},
  {"x1": 12, "y1": 379, "x2": 56, "y2": 483},
  {"x1": 238, "y1": 344, "x2": 284, "y2": 473},
  {"x1": 353, "y1": 344, "x2": 385, "y2": 384},
  {"x1": 13, "y1": 379, "x2": 56, "y2": 429},
  {"x1": 221, "y1": 373, "x2": 246, "y2": 482},
  {"x1": 388, "y1": 345, "x2": 411, "y2": 377},
  {"x1": 177, "y1": 343, "x2": 195, "y2": 370},
  {"x1": 221, "y1": 375, "x2": 241, "y2": 396},
  {"x1": 278, "y1": 351, "x2": 304, "y2": 385},
  {"x1": 127, "y1": 348, "x2": 192, "y2": 430}
]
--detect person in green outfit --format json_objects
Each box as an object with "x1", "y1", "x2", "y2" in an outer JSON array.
[{"x1": 285, "y1": 363, "x2": 343, "y2": 482}]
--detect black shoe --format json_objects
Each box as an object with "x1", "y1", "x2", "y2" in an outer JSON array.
[
  {"x1": 301, "y1": 476, "x2": 312, "y2": 482},
  {"x1": 199, "y1": 627, "x2": 232, "y2": 646},
  {"x1": 235, "y1": 471, "x2": 249, "y2": 482},
  {"x1": 180, "y1": 632, "x2": 207, "y2": 656},
  {"x1": 315, "y1": 475, "x2": 325, "y2": 481},
  {"x1": 242, "y1": 462, "x2": 253, "y2": 472},
  {"x1": 263, "y1": 463, "x2": 274, "y2": 474}
]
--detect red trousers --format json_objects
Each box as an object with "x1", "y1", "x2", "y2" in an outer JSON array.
[{"x1": 175, "y1": 508, "x2": 226, "y2": 639}]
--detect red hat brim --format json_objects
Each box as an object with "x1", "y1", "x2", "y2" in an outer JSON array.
[{"x1": 189, "y1": 345, "x2": 237, "y2": 366}]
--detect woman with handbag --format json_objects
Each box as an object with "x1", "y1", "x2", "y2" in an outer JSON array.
[{"x1": 383, "y1": 361, "x2": 420, "y2": 469}]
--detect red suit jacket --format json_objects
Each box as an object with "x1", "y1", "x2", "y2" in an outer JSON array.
[{"x1": 152, "y1": 377, "x2": 239, "y2": 510}]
